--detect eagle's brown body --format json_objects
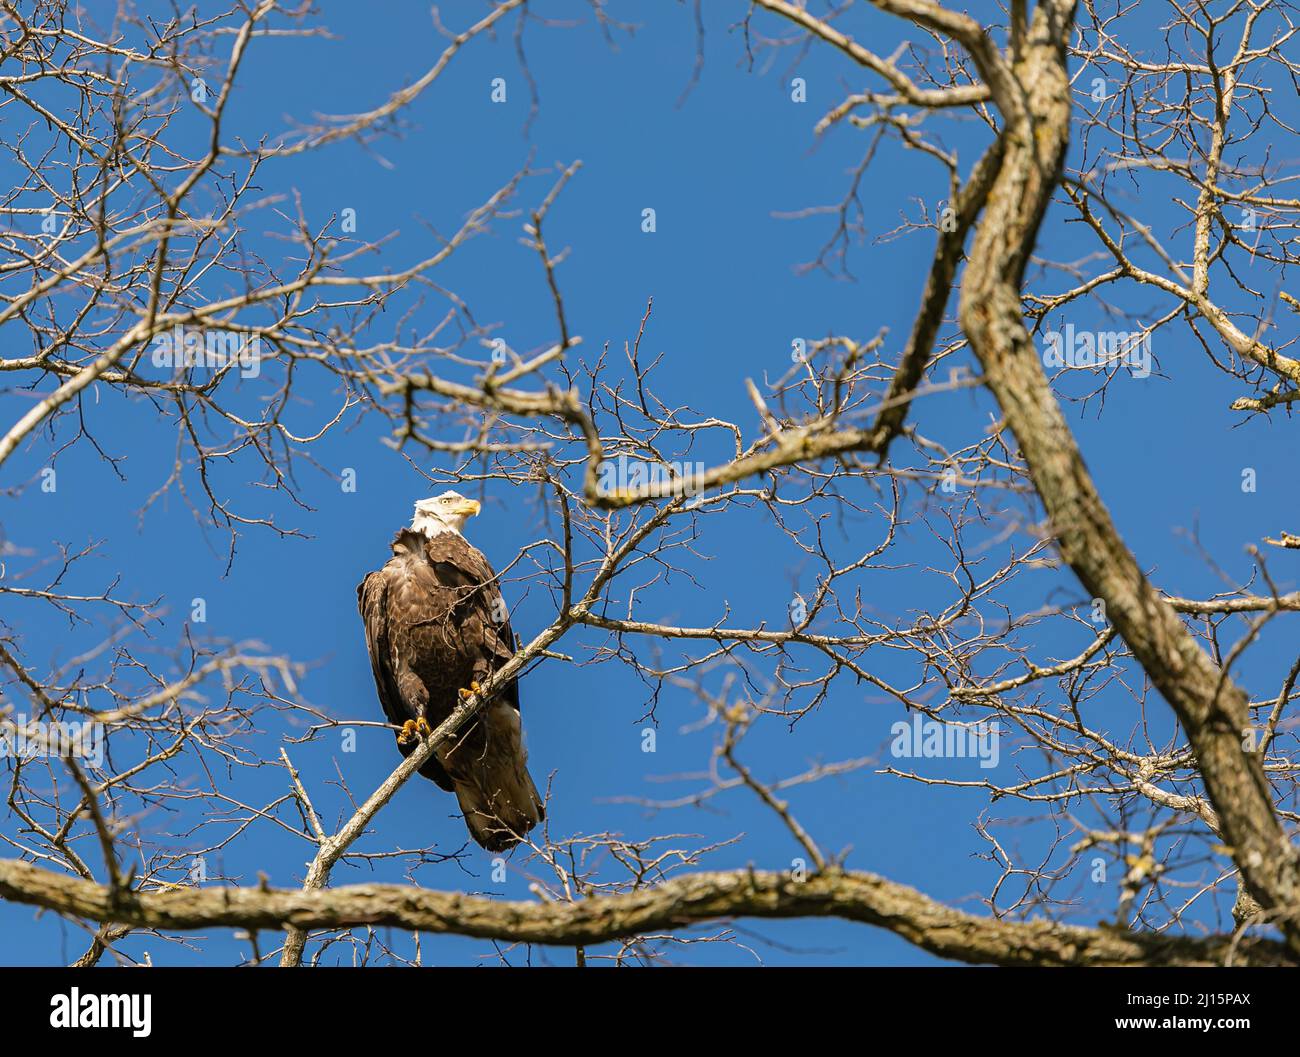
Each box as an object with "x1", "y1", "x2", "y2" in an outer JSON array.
[{"x1": 357, "y1": 527, "x2": 543, "y2": 851}]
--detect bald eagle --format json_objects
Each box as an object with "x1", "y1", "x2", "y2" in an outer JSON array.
[{"x1": 357, "y1": 491, "x2": 544, "y2": 851}]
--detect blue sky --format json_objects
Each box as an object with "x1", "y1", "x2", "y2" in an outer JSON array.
[{"x1": 2, "y1": 1, "x2": 1295, "y2": 965}]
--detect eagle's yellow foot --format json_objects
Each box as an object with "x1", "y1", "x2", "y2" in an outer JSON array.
[
  {"x1": 416, "y1": 717, "x2": 432, "y2": 737},
  {"x1": 458, "y1": 680, "x2": 483, "y2": 701},
  {"x1": 397, "y1": 719, "x2": 419, "y2": 745}
]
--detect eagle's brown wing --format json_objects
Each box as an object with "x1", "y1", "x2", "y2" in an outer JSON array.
[
  {"x1": 418, "y1": 531, "x2": 542, "y2": 849},
  {"x1": 422, "y1": 531, "x2": 520, "y2": 695},
  {"x1": 357, "y1": 562, "x2": 455, "y2": 791}
]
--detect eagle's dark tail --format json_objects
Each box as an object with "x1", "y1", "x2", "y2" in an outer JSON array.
[
  {"x1": 454, "y1": 762, "x2": 543, "y2": 852},
  {"x1": 450, "y1": 713, "x2": 544, "y2": 852}
]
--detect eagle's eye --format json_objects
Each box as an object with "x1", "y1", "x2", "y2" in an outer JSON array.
[{"x1": 440, "y1": 497, "x2": 453, "y2": 505}]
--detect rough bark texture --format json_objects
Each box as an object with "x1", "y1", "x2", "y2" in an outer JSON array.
[{"x1": 0, "y1": 859, "x2": 1290, "y2": 966}]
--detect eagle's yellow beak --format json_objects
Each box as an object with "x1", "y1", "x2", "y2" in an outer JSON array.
[{"x1": 453, "y1": 498, "x2": 482, "y2": 517}]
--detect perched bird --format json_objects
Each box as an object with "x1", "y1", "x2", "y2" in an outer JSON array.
[{"x1": 357, "y1": 490, "x2": 543, "y2": 850}]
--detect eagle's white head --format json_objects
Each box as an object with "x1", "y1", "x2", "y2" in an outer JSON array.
[{"x1": 411, "y1": 490, "x2": 481, "y2": 537}]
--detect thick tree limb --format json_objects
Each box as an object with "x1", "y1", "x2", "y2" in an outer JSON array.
[
  {"x1": 0, "y1": 859, "x2": 1289, "y2": 967},
  {"x1": 952, "y1": 0, "x2": 1300, "y2": 948}
]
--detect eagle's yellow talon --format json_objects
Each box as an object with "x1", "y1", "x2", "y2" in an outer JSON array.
[
  {"x1": 458, "y1": 680, "x2": 483, "y2": 701},
  {"x1": 397, "y1": 719, "x2": 419, "y2": 745},
  {"x1": 416, "y1": 717, "x2": 432, "y2": 736}
]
